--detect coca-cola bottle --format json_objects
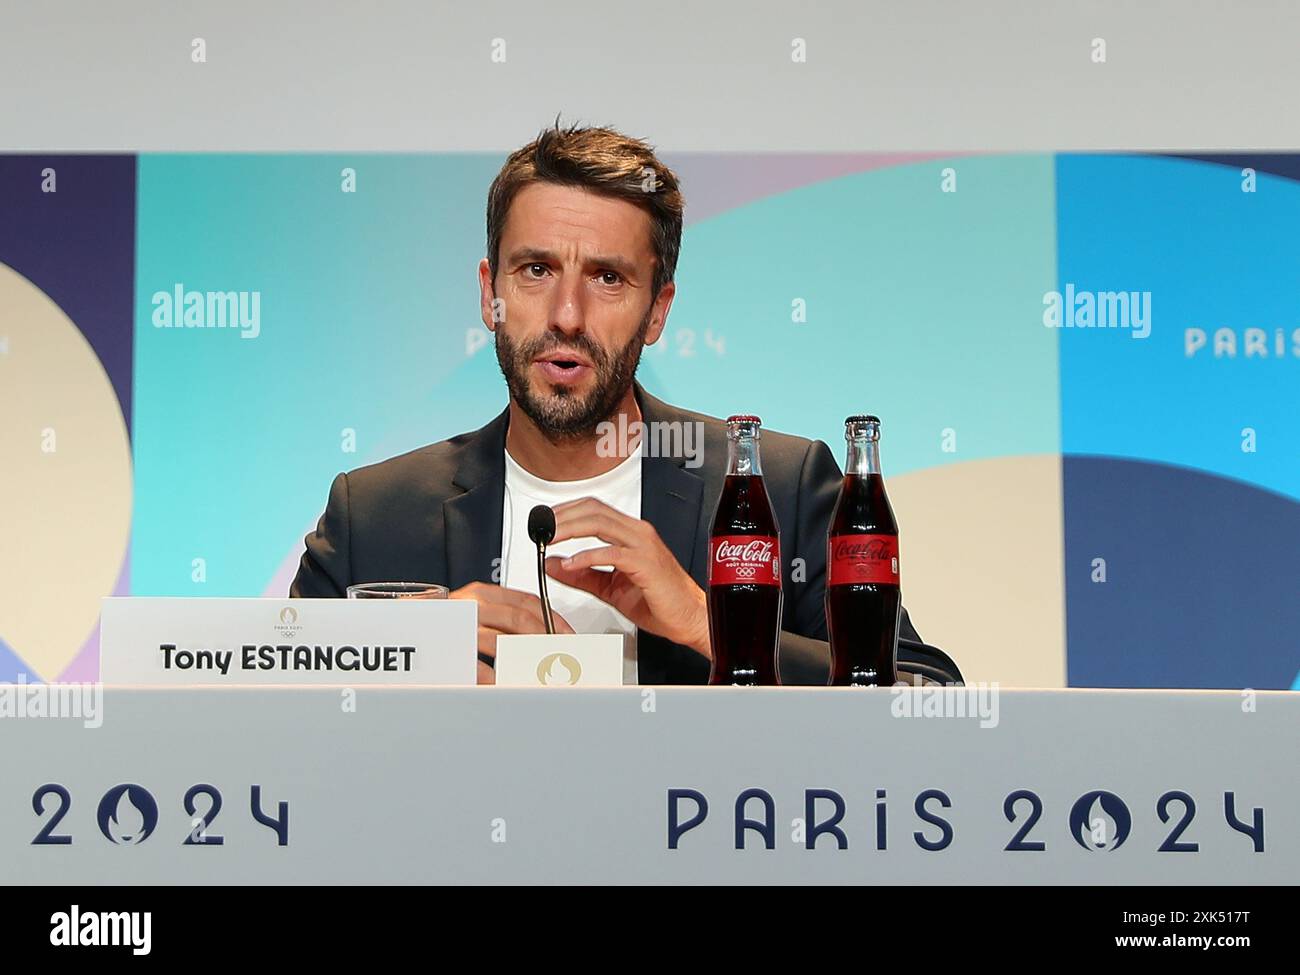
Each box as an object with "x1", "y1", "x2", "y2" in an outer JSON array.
[
  {"x1": 708, "y1": 415, "x2": 783, "y2": 686},
  {"x1": 826, "y1": 415, "x2": 901, "y2": 686}
]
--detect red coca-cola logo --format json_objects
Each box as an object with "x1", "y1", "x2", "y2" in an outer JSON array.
[
  {"x1": 715, "y1": 539, "x2": 775, "y2": 566},
  {"x1": 833, "y1": 538, "x2": 893, "y2": 561},
  {"x1": 709, "y1": 534, "x2": 781, "y2": 586},
  {"x1": 828, "y1": 533, "x2": 899, "y2": 587}
]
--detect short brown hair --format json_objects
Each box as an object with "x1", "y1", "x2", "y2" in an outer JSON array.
[{"x1": 486, "y1": 118, "x2": 685, "y2": 300}]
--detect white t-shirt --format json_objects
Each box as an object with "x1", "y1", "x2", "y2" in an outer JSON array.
[{"x1": 500, "y1": 442, "x2": 642, "y2": 684}]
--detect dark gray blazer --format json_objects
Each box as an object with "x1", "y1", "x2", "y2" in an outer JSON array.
[{"x1": 289, "y1": 381, "x2": 923, "y2": 684}]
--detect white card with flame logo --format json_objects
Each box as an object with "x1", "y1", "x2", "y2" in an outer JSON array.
[{"x1": 494, "y1": 634, "x2": 626, "y2": 687}]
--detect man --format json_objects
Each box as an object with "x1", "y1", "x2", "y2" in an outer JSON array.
[{"x1": 290, "y1": 120, "x2": 924, "y2": 684}]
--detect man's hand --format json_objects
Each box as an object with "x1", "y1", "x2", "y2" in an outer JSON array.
[
  {"x1": 543, "y1": 497, "x2": 710, "y2": 660},
  {"x1": 448, "y1": 581, "x2": 574, "y2": 685}
]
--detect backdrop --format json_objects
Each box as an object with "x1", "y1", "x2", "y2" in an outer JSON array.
[{"x1": 2, "y1": 151, "x2": 1298, "y2": 689}]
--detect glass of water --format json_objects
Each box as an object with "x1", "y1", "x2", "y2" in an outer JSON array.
[{"x1": 345, "y1": 582, "x2": 448, "y2": 599}]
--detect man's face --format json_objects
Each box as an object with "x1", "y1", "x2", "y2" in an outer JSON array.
[{"x1": 480, "y1": 182, "x2": 674, "y2": 440}]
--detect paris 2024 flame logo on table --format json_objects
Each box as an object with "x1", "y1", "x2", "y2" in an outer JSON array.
[
  {"x1": 96, "y1": 785, "x2": 160, "y2": 845},
  {"x1": 536, "y1": 653, "x2": 582, "y2": 686},
  {"x1": 1069, "y1": 790, "x2": 1132, "y2": 851}
]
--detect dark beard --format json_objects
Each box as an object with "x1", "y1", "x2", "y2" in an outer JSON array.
[{"x1": 495, "y1": 311, "x2": 649, "y2": 443}]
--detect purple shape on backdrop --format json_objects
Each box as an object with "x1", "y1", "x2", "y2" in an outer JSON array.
[
  {"x1": 57, "y1": 544, "x2": 132, "y2": 683},
  {"x1": 1064, "y1": 456, "x2": 1300, "y2": 690},
  {"x1": 1167, "y1": 152, "x2": 1300, "y2": 186},
  {"x1": 664, "y1": 152, "x2": 963, "y2": 226},
  {"x1": 0, "y1": 154, "x2": 137, "y2": 431}
]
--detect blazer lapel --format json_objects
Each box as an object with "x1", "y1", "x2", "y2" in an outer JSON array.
[
  {"x1": 636, "y1": 382, "x2": 707, "y2": 578},
  {"x1": 443, "y1": 406, "x2": 509, "y2": 589}
]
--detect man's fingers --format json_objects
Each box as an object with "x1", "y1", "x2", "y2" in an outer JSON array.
[
  {"x1": 478, "y1": 609, "x2": 574, "y2": 660},
  {"x1": 551, "y1": 498, "x2": 647, "y2": 547},
  {"x1": 485, "y1": 587, "x2": 576, "y2": 633},
  {"x1": 553, "y1": 514, "x2": 639, "y2": 547},
  {"x1": 468, "y1": 583, "x2": 548, "y2": 612},
  {"x1": 479, "y1": 603, "x2": 545, "y2": 635},
  {"x1": 455, "y1": 583, "x2": 575, "y2": 634},
  {"x1": 476, "y1": 659, "x2": 496, "y2": 685},
  {"x1": 545, "y1": 556, "x2": 617, "y2": 601},
  {"x1": 551, "y1": 496, "x2": 618, "y2": 516},
  {"x1": 548, "y1": 546, "x2": 630, "y2": 575}
]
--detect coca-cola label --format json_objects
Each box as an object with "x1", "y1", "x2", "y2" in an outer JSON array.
[
  {"x1": 828, "y1": 533, "x2": 900, "y2": 586},
  {"x1": 709, "y1": 534, "x2": 781, "y2": 586}
]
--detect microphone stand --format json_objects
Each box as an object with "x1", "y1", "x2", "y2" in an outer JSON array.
[{"x1": 536, "y1": 539, "x2": 556, "y2": 635}]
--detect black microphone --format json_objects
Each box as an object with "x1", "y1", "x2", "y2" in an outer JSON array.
[{"x1": 527, "y1": 504, "x2": 557, "y2": 635}]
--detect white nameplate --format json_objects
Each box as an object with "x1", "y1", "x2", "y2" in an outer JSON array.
[
  {"x1": 99, "y1": 597, "x2": 477, "y2": 685},
  {"x1": 495, "y1": 634, "x2": 625, "y2": 686}
]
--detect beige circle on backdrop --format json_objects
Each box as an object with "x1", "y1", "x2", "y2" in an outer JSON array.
[
  {"x1": 889, "y1": 454, "x2": 1067, "y2": 688},
  {"x1": 0, "y1": 261, "x2": 132, "y2": 678}
]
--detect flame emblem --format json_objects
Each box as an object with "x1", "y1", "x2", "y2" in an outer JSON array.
[
  {"x1": 1068, "y1": 790, "x2": 1131, "y2": 852},
  {"x1": 536, "y1": 653, "x2": 582, "y2": 686},
  {"x1": 96, "y1": 784, "x2": 159, "y2": 845},
  {"x1": 280, "y1": 606, "x2": 298, "y2": 625}
]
